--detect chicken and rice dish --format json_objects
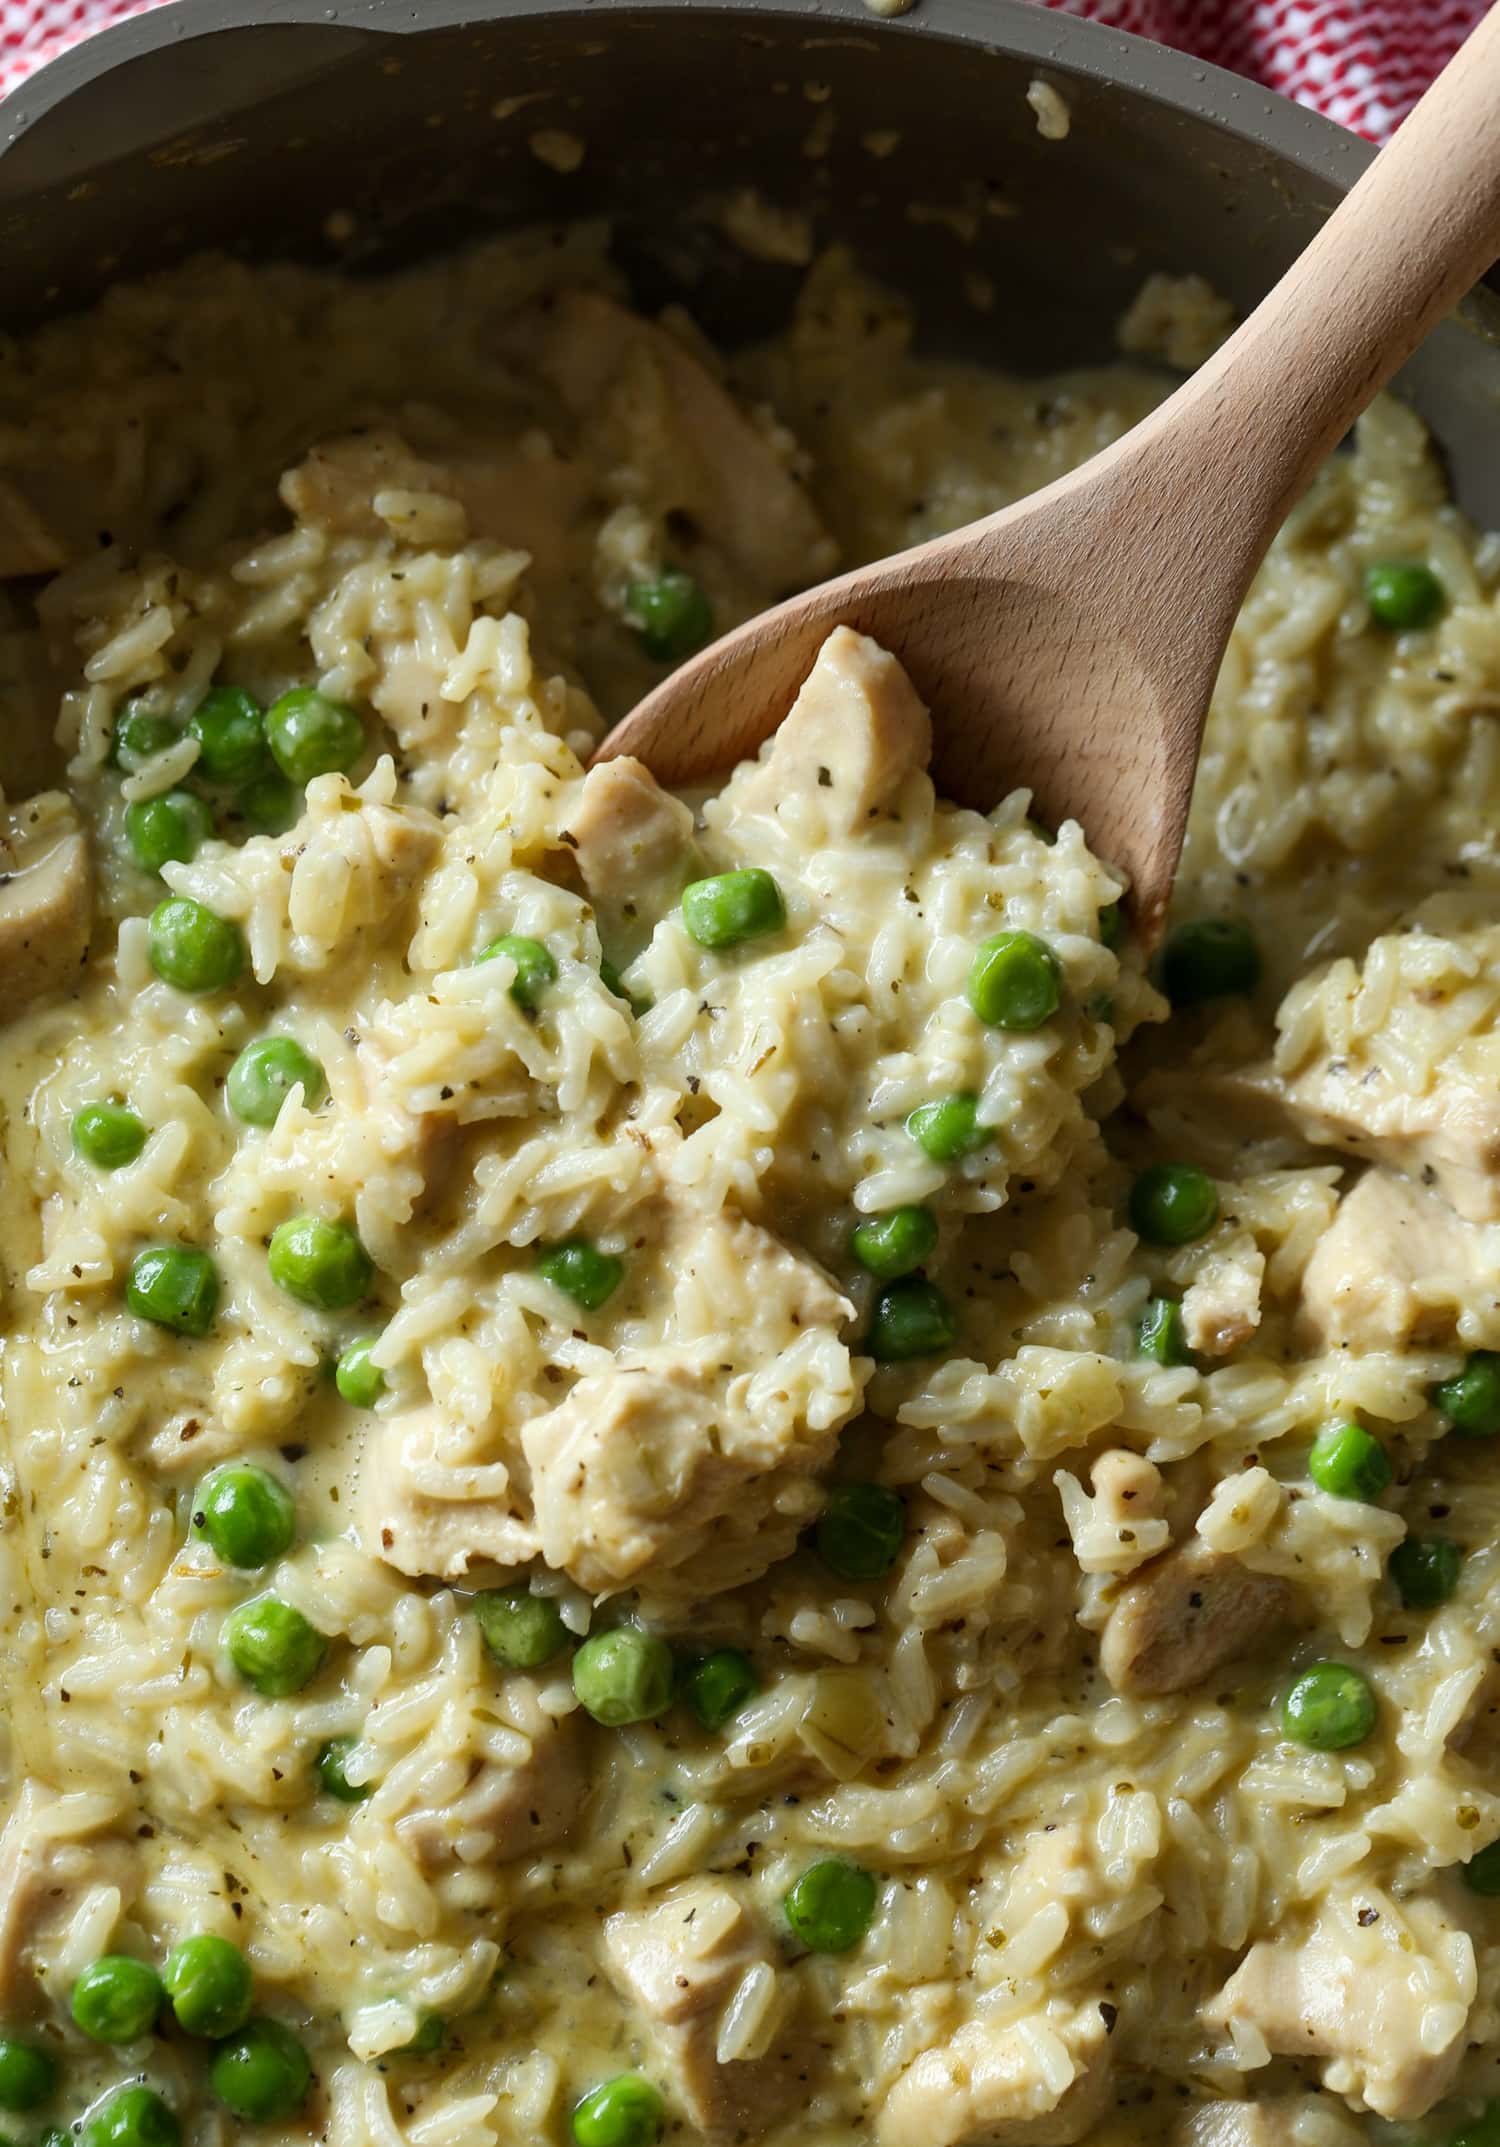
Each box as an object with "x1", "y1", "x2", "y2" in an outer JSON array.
[{"x1": 0, "y1": 229, "x2": 1498, "y2": 2147}]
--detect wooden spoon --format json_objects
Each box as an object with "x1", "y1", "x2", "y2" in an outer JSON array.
[{"x1": 594, "y1": 9, "x2": 1500, "y2": 936}]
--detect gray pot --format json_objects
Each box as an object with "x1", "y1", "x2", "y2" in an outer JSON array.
[{"x1": 1, "y1": 0, "x2": 1497, "y2": 531}]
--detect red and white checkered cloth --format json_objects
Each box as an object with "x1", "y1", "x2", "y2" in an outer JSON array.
[{"x1": 0, "y1": 0, "x2": 1491, "y2": 142}]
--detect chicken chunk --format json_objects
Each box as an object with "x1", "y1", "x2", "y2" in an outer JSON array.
[
  {"x1": 502, "y1": 291, "x2": 835, "y2": 593},
  {"x1": 1181, "y1": 1240, "x2": 1264, "y2": 1357},
  {"x1": 280, "y1": 425, "x2": 592, "y2": 581},
  {"x1": 1300, "y1": 1166, "x2": 1494, "y2": 1352},
  {"x1": 1175, "y1": 2100, "x2": 1359, "y2": 2147},
  {"x1": 0, "y1": 1782, "x2": 130, "y2": 2008},
  {"x1": 1100, "y1": 1540, "x2": 1291, "y2": 1696},
  {"x1": 733, "y1": 627, "x2": 933, "y2": 831},
  {"x1": 1202, "y1": 1894, "x2": 1474, "y2": 2120},
  {"x1": 358, "y1": 1405, "x2": 539, "y2": 1580},
  {"x1": 280, "y1": 429, "x2": 458, "y2": 539},
  {"x1": 1055, "y1": 1454, "x2": 1169, "y2": 1576},
  {"x1": 602, "y1": 1879, "x2": 805, "y2": 2139},
  {"x1": 523, "y1": 1214, "x2": 857, "y2": 1604},
  {"x1": 0, "y1": 792, "x2": 91, "y2": 1023},
  {"x1": 563, "y1": 757, "x2": 696, "y2": 946},
  {"x1": 398, "y1": 1680, "x2": 586, "y2": 1869},
  {"x1": 878, "y1": 2002, "x2": 1114, "y2": 2147},
  {"x1": 1269, "y1": 916, "x2": 1500, "y2": 1223}
]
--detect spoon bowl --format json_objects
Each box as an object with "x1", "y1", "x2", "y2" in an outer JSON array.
[{"x1": 597, "y1": 6, "x2": 1500, "y2": 936}]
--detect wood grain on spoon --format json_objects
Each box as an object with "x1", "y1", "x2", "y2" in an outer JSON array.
[{"x1": 595, "y1": 7, "x2": 1500, "y2": 936}]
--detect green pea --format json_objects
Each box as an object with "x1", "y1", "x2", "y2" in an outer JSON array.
[
  {"x1": 682, "y1": 868, "x2": 785, "y2": 951},
  {"x1": 163, "y1": 1934, "x2": 253, "y2": 2039},
  {"x1": 536, "y1": 1238, "x2": 624, "y2": 1312},
  {"x1": 572, "y1": 1626, "x2": 675, "y2": 1727},
  {"x1": 682, "y1": 1647, "x2": 759, "y2": 1731},
  {"x1": 126, "y1": 1245, "x2": 220, "y2": 1337},
  {"x1": 474, "y1": 1584, "x2": 568, "y2": 1671},
  {"x1": 1390, "y1": 1536, "x2": 1462, "y2": 1611},
  {"x1": 1307, "y1": 1420, "x2": 1391, "y2": 1503},
  {"x1": 625, "y1": 570, "x2": 713, "y2": 664},
  {"x1": 850, "y1": 1205, "x2": 937, "y2": 1281},
  {"x1": 1465, "y1": 1842, "x2": 1500, "y2": 1898},
  {"x1": 398, "y1": 2011, "x2": 446, "y2": 2056},
  {"x1": 264, "y1": 686, "x2": 365, "y2": 785},
  {"x1": 1098, "y1": 900, "x2": 1124, "y2": 952},
  {"x1": 209, "y1": 2017, "x2": 313, "y2": 2123},
  {"x1": 0, "y1": 2038, "x2": 54, "y2": 2113},
  {"x1": 268, "y1": 1214, "x2": 372, "y2": 1311},
  {"x1": 478, "y1": 932, "x2": 558, "y2": 1010},
  {"x1": 600, "y1": 958, "x2": 652, "y2": 1018},
  {"x1": 111, "y1": 704, "x2": 178, "y2": 772},
  {"x1": 72, "y1": 1100, "x2": 146, "y2": 1170},
  {"x1": 572, "y1": 2073, "x2": 665, "y2": 2147},
  {"x1": 1280, "y1": 1661, "x2": 1377, "y2": 1751},
  {"x1": 1135, "y1": 1295, "x2": 1191, "y2": 1367},
  {"x1": 335, "y1": 1335, "x2": 386, "y2": 1408},
  {"x1": 783, "y1": 1859, "x2": 878, "y2": 1953},
  {"x1": 238, "y1": 771, "x2": 297, "y2": 834},
  {"x1": 1128, "y1": 1163, "x2": 1219, "y2": 1246},
  {"x1": 78, "y1": 2085, "x2": 179, "y2": 2147},
  {"x1": 190, "y1": 686, "x2": 270, "y2": 785},
  {"x1": 866, "y1": 1277, "x2": 956, "y2": 1361},
  {"x1": 1159, "y1": 917, "x2": 1262, "y2": 1008},
  {"x1": 125, "y1": 789, "x2": 213, "y2": 873},
  {"x1": 147, "y1": 896, "x2": 245, "y2": 993},
  {"x1": 224, "y1": 1595, "x2": 326, "y2": 1697},
  {"x1": 71, "y1": 1955, "x2": 163, "y2": 2043},
  {"x1": 227, "y1": 1036, "x2": 326, "y2": 1126},
  {"x1": 966, "y1": 929, "x2": 1063, "y2": 1030},
  {"x1": 815, "y1": 1483, "x2": 906, "y2": 1582},
  {"x1": 905, "y1": 1093, "x2": 988, "y2": 1163},
  {"x1": 193, "y1": 1463, "x2": 295, "y2": 1569},
  {"x1": 316, "y1": 1735, "x2": 373, "y2": 1803},
  {"x1": 1431, "y1": 1351, "x2": 1500, "y2": 1437},
  {"x1": 1364, "y1": 559, "x2": 1446, "y2": 631}
]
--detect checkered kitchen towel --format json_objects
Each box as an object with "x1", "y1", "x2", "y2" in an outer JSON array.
[{"x1": 0, "y1": 0, "x2": 1491, "y2": 141}]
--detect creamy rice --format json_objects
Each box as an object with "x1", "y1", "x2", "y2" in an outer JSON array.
[{"x1": 0, "y1": 233, "x2": 1499, "y2": 2147}]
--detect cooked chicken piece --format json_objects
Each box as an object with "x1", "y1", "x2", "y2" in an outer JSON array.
[
  {"x1": 0, "y1": 1782, "x2": 130, "y2": 2007},
  {"x1": 1283, "y1": 1054, "x2": 1500, "y2": 1223},
  {"x1": 398, "y1": 1680, "x2": 586, "y2": 1869},
  {"x1": 603, "y1": 1879, "x2": 805, "y2": 2138},
  {"x1": 523, "y1": 1213, "x2": 856, "y2": 1603},
  {"x1": 1203, "y1": 1895, "x2": 1473, "y2": 2120},
  {"x1": 358, "y1": 1406, "x2": 539, "y2": 1580},
  {"x1": 1056, "y1": 1454, "x2": 1169, "y2": 1576},
  {"x1": 563, "y1": 757, "x2": 696, "y2": 945},
  {"x1": 878, "y1": 2002, "x2": 1114, "y2": 2147},
  {"x1": 279, "y1": 429, "x2": 457, "y2": 539},
  {"x1": 502, "y1": 291, "x2": 835, "y2": 592},
  {"x1": 1100, "y1": 1540, "x2": 1292, "y2": 1696},
  {"x1": 1300, "y1": 1166, "x2": 1492, "y2": 1351},
  {"x1": 1175, "y1": 2100, "x2": 1360, "y2": 2147},
  {"x1": 733, "y1": 627, "x2": 933, "y2": 830},
  {"x1": 524, "y1": 1348, "x2": 814, "y2": 1603},
  {"x1": 281, "y1": 425, "x2": 593, "y2": 582},
  {"x1": 0, "y1": 792, "x2": 91, "y2": 1023},
  {"x1": 1181, "y1": 1240, "x2": 1264, "y2": 1357},
  {"x1": 1091, "y1": 1451, "x2": 1164, "y2": 1523}
]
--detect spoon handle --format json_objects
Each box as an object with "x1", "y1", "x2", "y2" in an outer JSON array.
[{"x1": 1132, "y1": 4, "x2": 1500, "y2": 571}]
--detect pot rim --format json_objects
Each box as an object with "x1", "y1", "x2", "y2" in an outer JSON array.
[{"x1": 0, "y1": 0, "x2": 1376, "y2": 197}]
